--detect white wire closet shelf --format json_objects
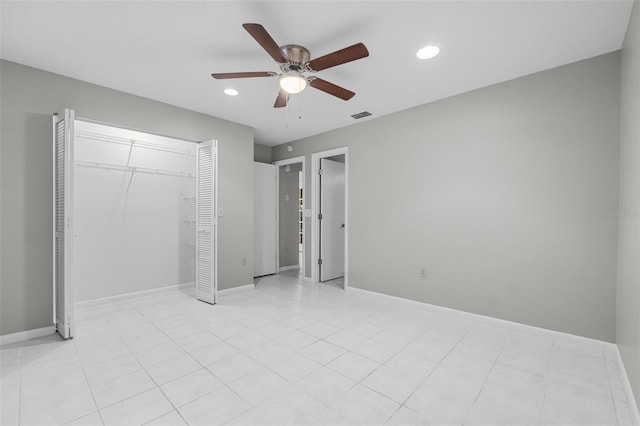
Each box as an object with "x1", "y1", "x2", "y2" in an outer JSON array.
[
  {"x1": 76, "y1": 130, "x2": 196, "y2": 157},
  {"x1": 74, "y1": 129, "x2": 196, "y2": 178}
]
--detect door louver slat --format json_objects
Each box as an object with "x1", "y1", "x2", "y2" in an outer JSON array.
[{"x1": 195, "y1": 141, "x2": 217, "y2": 304}]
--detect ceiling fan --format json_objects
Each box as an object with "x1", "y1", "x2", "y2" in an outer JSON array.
[{"x1": 211, "y1": 23, "x2": 369, "y2": 108}]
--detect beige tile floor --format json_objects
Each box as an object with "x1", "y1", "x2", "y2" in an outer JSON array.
[{"x1": 1, "y1": 269, "x2": 637, "y2": 426}]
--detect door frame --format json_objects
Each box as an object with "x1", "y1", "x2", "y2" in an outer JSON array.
[
  {"x1": 311, "y1": 147, "x2": 349, "y2": 287},
  {"x1": 273, "y1": 156, "x2": 305, "y2": 277}
]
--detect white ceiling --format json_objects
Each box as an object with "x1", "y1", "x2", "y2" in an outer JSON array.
[{"x1": 1, "y1": 1, "x2": 633, "y2": 146}]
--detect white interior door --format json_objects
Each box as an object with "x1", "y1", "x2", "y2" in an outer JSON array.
[
  {"x1": 319, "y1": 159, "x2": 345, "y2": 281},
  {"x1": 53, "y1": 109, "x2": 75, "y2": 339},
  {"x1": 254, "y1": 162, "x2": 277, "y2": 276},
  {"x1": 196, "y1": 140, "x2": 217, "y2": 304}
]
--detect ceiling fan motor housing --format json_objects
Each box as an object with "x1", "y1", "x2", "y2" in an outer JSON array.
[
  {"x1": 211, "y1": 24, "x2": 367, "y2": 107},
  {"x1": 281, "y1": 44, "x2": 310, "y2": 69}
]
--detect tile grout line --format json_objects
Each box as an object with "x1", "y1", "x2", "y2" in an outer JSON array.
[
  {"x1": 124, "y1": 300, "x2": 251, "y2": 424},
  {"x1": 109, "y1": 307, "x2": 189, "y2": 423},
  {"x1": 605, "y1": 347, "x2": 625, "y2": 426},
  {"x1": 451, "y1": 328, "x2": 488, "y2": 425},
  {"x1": 539, "y1": 339, "x2": 557, "y2": 426},
  {"x1": 70, "y1": 339, "x2": 106, "y2": 426},
  {"x1": 12, "y1": 276, "x2": 630, "y2": 426},
  {"x1": 232, "y1": 315, "x2": 404, "y2": 424},
  {"x1": 130, "y1": 305, "x2": 214, "y2": 425},
  {"x1": 385, "y1": 326, "x2": 474, "y2": 423},
  {"x1": 138, "y1": 301, "x2": 259, "y2": 420},
  {"x1": 139, "y1": 304, "x2": 285, "y2": 424},
  {"x1": 17, "y1": 347, "x2": 23, "y2": 426},
  {"x1": 135, "y1": 290, "x2": 303, "y2": 419}
]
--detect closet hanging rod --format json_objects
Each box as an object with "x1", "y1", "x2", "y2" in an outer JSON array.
[
  {"x1": 75, "y1": 160, "x2": 195, "y2": 178},
  {"x1": 75, "y1": 130, "x2": 196, "y2": 157}
]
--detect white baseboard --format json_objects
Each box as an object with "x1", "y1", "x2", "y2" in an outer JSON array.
[
  {"x1": 218, "y1": 283, "x2": 255, "y2": 296},
  {"x1": 75, "y1": 282, "x2": 195, "y2": 309},
  {"x1": 350, "y1": 284, "x2": 640, "y2": 421},
  {"x1": 347, "y1": 286, "x2": 613, "y2": 351},
  {"x1": 615, "y1": 346, "x2": 640, "y2": 424},
  {"x1": 0, "y1": 326, "x2": 56, "y2": 346},
  {"x1": 279, "y1": 265, "x2": 300, "y2": 272},
  {"x1": 349, "y1": 285, "x2": 640, "y2": 418}
]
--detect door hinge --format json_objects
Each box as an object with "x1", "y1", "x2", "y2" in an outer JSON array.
[
  {"x1": 318, "y1": 213, "x2": 323, "y2": 220},
  {"x1": 318, "y1": 258, "x2": 323, "y2": 265},
  {"x1": 318, "y1": 168, "x2": 323, "y2": 176}
]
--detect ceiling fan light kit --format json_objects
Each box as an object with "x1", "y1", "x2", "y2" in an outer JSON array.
[
  {"x1": 279, "y1": 71, "x2": 307, "y2": 94},
  {"x1": 211, "y1": 23, "x2": 369, "y2": 108}
]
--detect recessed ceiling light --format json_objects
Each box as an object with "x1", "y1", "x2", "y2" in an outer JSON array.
[
  {"x1": 224, "y1": 88, "x2": 239, "y2": 96},
  {"x1": 417, "y1": 45, "x2": 440, "y2": 60}
]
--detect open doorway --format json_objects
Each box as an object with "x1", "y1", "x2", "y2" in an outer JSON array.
[
  {"x1": 311, "y1": 147, "x2": 348, "y2": 288},
  {"x1": 274, "y1": 156, "x2": 305, "y2": 278}
]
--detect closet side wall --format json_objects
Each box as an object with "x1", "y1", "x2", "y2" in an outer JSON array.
[{"x1": 0, "y1": 60, "x2": 253, "y2": 336}]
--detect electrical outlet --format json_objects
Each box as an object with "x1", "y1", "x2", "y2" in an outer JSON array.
[
  {"x1": 420, "y1": 267, "x2": 427, "y2": 278},
  {"x1": 242, "y1": 257, "x2": 247, "y2": 266}
]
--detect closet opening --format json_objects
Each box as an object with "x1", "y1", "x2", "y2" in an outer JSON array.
[
  {"x1": 53, "y1": 109, "x2": 218, "y2": 339},
  {"x1": 74, "y1": 120, "x2": 198, "y2": 303}
]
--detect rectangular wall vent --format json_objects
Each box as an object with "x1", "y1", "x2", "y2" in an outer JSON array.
[{"x1": 351, "y1": 111, "x2": 372, "y2": 120}]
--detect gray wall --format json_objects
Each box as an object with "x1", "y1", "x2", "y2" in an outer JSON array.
[
  {"x1": 254, "y1": 143, "x2": 272, "y2": 164},
  {"x1": 279, "y1": 163, "x2": 302, "y2": 268},
  {"x1": 0, "y1": 60, "x2": 254, "y2": 336},
  {"x1": 618, "y1": 0, "x2": 640, "y2": 407},
  {"x1": 273, "y1": 52, "x2": 620, "y2": 342}
]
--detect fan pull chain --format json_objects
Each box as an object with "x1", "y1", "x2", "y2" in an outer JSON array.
[{"x1": 285, "y1": 101, "x2": 289, "y2": 128}]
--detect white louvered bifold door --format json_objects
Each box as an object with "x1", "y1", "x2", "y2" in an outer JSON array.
[
  {"x1": 195, "y1": 140, "x2": 218, "y2": 304},
  {"x1": 53, "y1": 109, "x2": 75, "y2": 339}
]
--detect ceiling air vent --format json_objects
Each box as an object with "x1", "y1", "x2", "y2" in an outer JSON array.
[{"x1": 351, "y1": 111, "x2": 372, "y2": 120}]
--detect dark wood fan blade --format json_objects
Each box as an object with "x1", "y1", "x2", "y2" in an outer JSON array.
[
  {"x1": 307, "y1": 43, "x2": 369, "y2": 71},
  {"x1": 243, "y1": 23, "x2": 288, "y2": 64},
  {"x1": 309, "y1": 78, "x2": 355, "y2": 100},
  {"x1": 274, "y1": 89, "x2": 289, "y2": 108},
  {"x1": 211, "y1": 72, "x2": 276, "y2": 79}
]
